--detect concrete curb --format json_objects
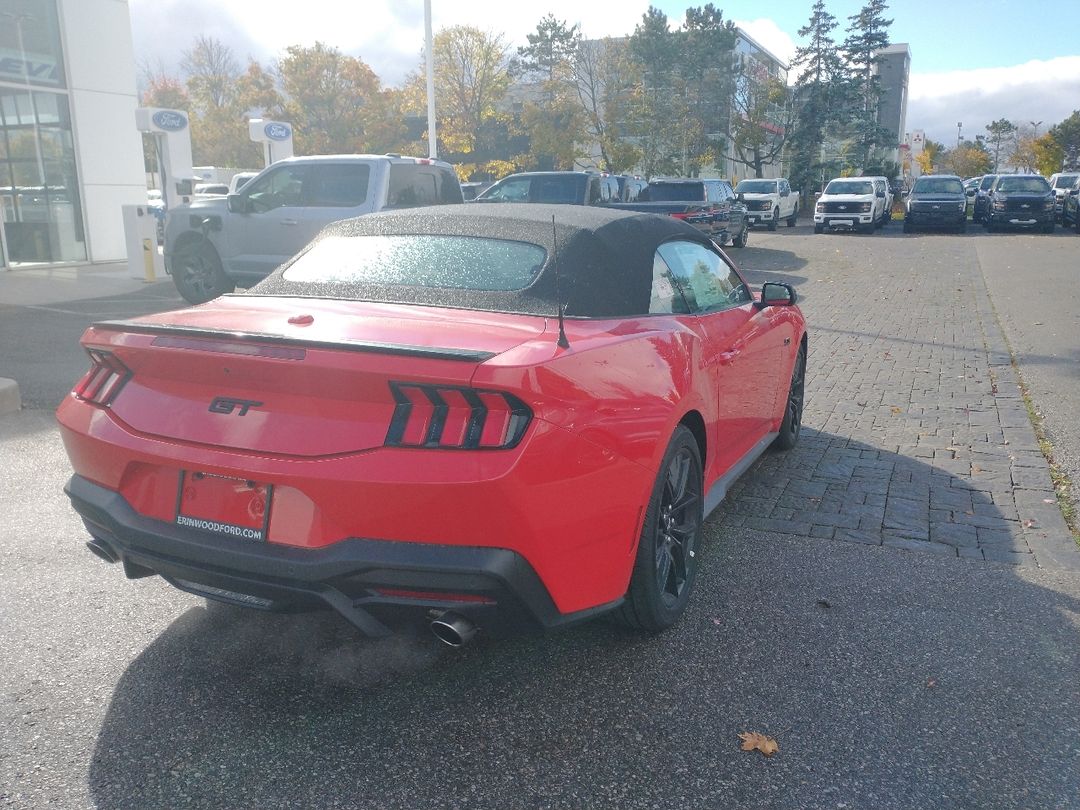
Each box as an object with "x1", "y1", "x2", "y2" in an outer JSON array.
[
  {"x1": 0, "y1": 378, "x2": 21, "y2": 415},
  {"x1": 972, "y1": 261, "x2": 1080, "y2": 571}
]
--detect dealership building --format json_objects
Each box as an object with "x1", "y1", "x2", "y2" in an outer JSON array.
[{"x1": 0, "y1": 0, "x2": 145, "y2": 271}]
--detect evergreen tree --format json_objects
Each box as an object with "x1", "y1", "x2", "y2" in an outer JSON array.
[
  {"x1": 840, "y1": 0, "x2": 893, "y2": 169},
  {"x1": 517, "y1": 15, "x2": 585, "y2": 170},
  {"x1": 788, "y1": 0, "x2": 844, "y2": 194}
]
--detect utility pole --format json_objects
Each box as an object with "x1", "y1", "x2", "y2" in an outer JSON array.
[
  {"x1": 424, "y1": 0, "x2": 437, "y2": 159},
  {"x1": 956, "y1": 121, "x2": 962, "y2": 148}
]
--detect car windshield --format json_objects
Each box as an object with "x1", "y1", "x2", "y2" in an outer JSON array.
[
  {"x1": 825, "y1": 180, "x2": 874, "y2": 195},
  {"x1": 1053, "y1": 174, "x2": 1079, "y2": 188},
  {"x1": 913, "y1": 178, "x2": 964, "y2": 194},
  {"x1": 282, "y1": 235, "x2": 546, "y2": 291},
  {"x1": 644, "y1": 182, "x2": 706, "y2": 201},
  {"x1": 996, "y1": 177, "x2": 1050, "y2": 193},
  {"x1": 735, "y1": 180, "x2": 777, "y2": 193}
]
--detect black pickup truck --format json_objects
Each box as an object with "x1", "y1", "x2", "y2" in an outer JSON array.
[{"x1": 605, "y1": 178, "x2": 749, "y2": 248}]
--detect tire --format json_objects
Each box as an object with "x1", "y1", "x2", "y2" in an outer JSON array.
[
  {"x1": 787, "y1": 205, "x2": 798, "y2": 227},
  {"x1": 172, "y1": 239, "x2": 235, "y2": 304},
  {"x1": 814, "y1": 223, "x2": 824, "y2": 234},
  {"x1": 772, "y1": 342, "x2": 806, "y2": 452},
  {"x1": 985, "y1": 217, "x2": 996, "y2": 232},
  {"x1": 1076, "y1": 213, "x2": 1080, "y2": 234},
  {"x1": 1043, "y1": 220, "x2": 1055, "y2": 234},
  {"x1": 859, "y1": 221, "x2": 875, "y2": 235},
  {"x1": 957, "y1": 219, "x2": 966, "y2": 234},
  {"x1": 617, "y1": 425, "x2": 704, "y2": 633},
  {"x1": 731, "y1": 224, "x2": 748, "y2": 248},
  {"x1": 767, "y1": 209, "x2": 779, "y2": 231},
  {"x1": 903, "y1": 218, "x2": 912, "y2": 233}
]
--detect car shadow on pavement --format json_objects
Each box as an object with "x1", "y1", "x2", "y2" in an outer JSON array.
[{"x1": 86, "y1": 429, "x2": 1080, "y2": 808}]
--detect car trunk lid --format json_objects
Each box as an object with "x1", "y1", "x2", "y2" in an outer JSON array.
[{"x1": 81, "y1": 296, "x2": 546, "y2": 457}]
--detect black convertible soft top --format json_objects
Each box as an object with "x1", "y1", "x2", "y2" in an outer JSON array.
[{"x1": 249, "y1": 204, "x2": 714, "y2": 318}]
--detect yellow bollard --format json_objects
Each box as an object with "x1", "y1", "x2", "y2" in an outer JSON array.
[{"x1": 142, "y1": 237, "x2": 156, "y2": 282}]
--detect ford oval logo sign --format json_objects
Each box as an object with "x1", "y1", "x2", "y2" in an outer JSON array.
[
  {"x1": 264, "y1": 123, "x2": 291, "y2": 141},
  {"x1": 152, "y1": 110, "x2": 187, "y2": 131}
]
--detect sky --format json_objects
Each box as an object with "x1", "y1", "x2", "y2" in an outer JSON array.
[{"x1": 128, "y1": 0, "x2": 1080, "y2": 147}]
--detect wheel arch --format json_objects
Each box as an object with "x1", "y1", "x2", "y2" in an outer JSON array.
[{"x1": 678, "y1": 409, "x2": 707, "y2": 471}]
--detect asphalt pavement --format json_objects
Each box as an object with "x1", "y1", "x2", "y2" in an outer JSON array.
[{"x1": 2, "y1": 226, "x2": 1080, "y2": 808}]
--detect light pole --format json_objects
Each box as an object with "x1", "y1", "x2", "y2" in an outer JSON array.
[
  {"x1": 424, "y1": 0, "x2": 437, "y2": 159},
  {"x1": 1030, "y1": 120, "x2": 1042, "y2": 140},
  {"x1": 957, "y1": 121, "x2": 963, "y2": 148}
]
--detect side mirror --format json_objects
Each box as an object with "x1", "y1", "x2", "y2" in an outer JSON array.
[
  {"x1": 227, "y1": 193, "x2": 251, "y2": 214},
  {"x1": 876, "y1": 190, "x2": 886, "y2": 198},
  {"x1": 901, "y1": 189, "x2": 910, "y2": 198},
  {"x1": 780, "y1": 189, "x2": 789, "y2": 197},
  {"x1": 758, "y1": 282, "x2": 796, "y2": 308},
  {"x1": 736, "y1": 192, "x2": 745, "y2": 202}
]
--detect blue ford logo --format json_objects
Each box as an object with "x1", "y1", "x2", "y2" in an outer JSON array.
[
  {"x1": 152, "y1": 110, "x2": 187, "y2": 131},
  {"x1": 264, "y1": 122, "x2": 291, "y2": 141}
]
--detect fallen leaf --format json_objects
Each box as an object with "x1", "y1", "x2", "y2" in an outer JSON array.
[
  {"x1": 926, "y1": 678, "x2": 937, "y2": 688},
  {"x1": 816, "y1": 599, "x2": 831, "y2": 609},
  {"x1": 739, "y1": 731, "x2": 779, "y2": 757},
  {"x1": 890, "y1": 406, "x2": 902, "y2": 414},
  {"x1": 1023, "y1": 519, "x2": 1039, "y2": 529},
  {"x1": 1043, "y1": 498, "x2": 1055, "y2": 504},
  {"x1": 971, "y1": 465, "x2": 982, "y2": 474},
  {"x1": 712, "y1": 618, "x2": 723, "y2": 626}
]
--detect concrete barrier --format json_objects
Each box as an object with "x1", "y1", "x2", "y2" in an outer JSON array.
[{"x1": 0, "y1": 378, "x2": 21, "y2": 415}]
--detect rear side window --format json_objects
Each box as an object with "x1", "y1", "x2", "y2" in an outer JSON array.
[
  {"x1": 388, "y1": 164, "x2": 439, "y2": 207},
  {"x1": 282, "y1": 235, "x2": 546, "y2": 291},
  {"x1": 980, "y1": 176, "x2": 996, "y2": 191},
  {"x1": 654, "y1": 240, "x2": 750, "y2": 314},
  {"x1": 306, "y1": 164, "x2": 370, "y2": 207}
]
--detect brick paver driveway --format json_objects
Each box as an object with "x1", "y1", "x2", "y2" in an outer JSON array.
[{"x1": 718, "y1": 225, "x2": 1079, "y2": 570}]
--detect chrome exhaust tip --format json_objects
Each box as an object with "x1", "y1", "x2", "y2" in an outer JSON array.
[
  {"x1": 86, "y1": 538, "x2": 119, "y2": 564},
  {"x1": 430, "y1": 612, "x2": 477, "y2": 647}
]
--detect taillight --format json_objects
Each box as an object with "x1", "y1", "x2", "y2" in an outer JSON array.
[
  {"x1": 385, "y1": 382, "x2": 532, "y2": 450},
  {"x1": 73, "y1": 349, "x2": 131, "y2": 406}
]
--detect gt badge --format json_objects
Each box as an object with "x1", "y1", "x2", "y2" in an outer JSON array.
[{"x1": 209, "y1": 397, "x2": 263, "y2": 416}]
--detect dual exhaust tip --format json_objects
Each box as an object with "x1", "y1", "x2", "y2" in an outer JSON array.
[{"x1": 430, "y1": 611, "x2": 477, "y2": 647}]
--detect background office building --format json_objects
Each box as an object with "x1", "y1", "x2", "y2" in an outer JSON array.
[
  {"x1": 874, "y1": 43, "x2": 911, "y2": 163},
  {"x1": 0, "y1": 0, "x2": 145, "y2": 270}
]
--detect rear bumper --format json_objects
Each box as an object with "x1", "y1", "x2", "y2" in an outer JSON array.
[{"x1": 66, "y1": 474, "x2": 620, "y2": 637}]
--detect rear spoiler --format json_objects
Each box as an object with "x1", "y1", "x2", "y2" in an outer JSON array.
[{"x1": 91, "y1": 320, "x2": 496, "y2": 363}]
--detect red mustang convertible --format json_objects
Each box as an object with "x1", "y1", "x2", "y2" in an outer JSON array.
[{"x1": 57, "y1": 205, "x2": 806, "y2": 645}]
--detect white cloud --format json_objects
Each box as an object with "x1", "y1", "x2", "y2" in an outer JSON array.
[
  {"x1": 732, "y1": 18, "x2": 797, "y2": 71},
  {"x1": 907, "y1": 56, "x2": 1080, "y2": 144}
]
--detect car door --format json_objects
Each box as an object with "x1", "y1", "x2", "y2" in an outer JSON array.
[
  {"x1": 657, "y1": 239, "x2": 779, "y2": 467},
  {"x1": 223, "y1": 162, "x2": 312, "y2": 278}
]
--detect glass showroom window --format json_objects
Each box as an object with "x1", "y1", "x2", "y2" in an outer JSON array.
[{"x1": 1, "y1": 0, "x2": 85, "y2": 265}]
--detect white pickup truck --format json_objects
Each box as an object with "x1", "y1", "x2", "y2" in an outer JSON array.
[
  {"x1": 813, "y1": 177, "x2": 887, "y2": 234},
  {"x1": 734, "y1": 177, "x2": 799, "y2": 230}
]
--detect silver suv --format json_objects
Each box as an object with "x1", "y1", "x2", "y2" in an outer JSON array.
[{"x1": 164, "y1": 154, "x2": 463, "y2": 304}]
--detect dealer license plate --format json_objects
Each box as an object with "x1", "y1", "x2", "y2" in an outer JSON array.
[{"x1": 176, "y1": 471, "x2": 272, "y2": 541}]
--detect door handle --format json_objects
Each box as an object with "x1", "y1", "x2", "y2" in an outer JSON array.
[{"x1": 280, "y1": 218, "x2": 299, "y2": 226}]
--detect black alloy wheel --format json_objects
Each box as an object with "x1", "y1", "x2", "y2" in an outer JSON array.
[
  {"x1": 618, "y1": 425, "x2": 704, "y2": 632},
  {"x1": 732, "y1": 224, "x2": 748, "y2": 248},
  {"x1": 773, "y1": 343, "x2": 805, "y2": 451},
  {"x1": 172, "y1": 239, "x2": 235, "y2": 304},
  {"x1": 787, "y1": 205, "x2": 798, "y2": 227},
  {"x1": 768, "y1": 209, "x2": 779, "y2": 231}
]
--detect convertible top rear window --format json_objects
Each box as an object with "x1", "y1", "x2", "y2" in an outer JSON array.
[{"x1": 282, "y1": 235, "x2": 546, "y2": 291}]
